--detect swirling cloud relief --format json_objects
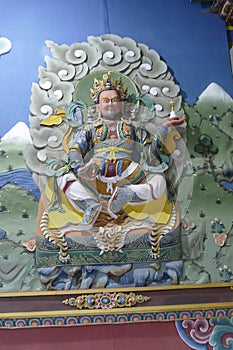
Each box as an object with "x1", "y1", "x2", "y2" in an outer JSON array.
[{"x1": 0, "y1": 37, "x2": 12, "y2": 56}]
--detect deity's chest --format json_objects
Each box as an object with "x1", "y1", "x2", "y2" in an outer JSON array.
[
  {"x1": 93, "y1": 121, "x2": 134, "y2": 145},
  {"x1": 92, "y1": 121, "x2": 140, "y2": 195}
]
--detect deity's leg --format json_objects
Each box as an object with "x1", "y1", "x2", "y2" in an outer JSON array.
[
  {"x1": 57, "y1": 173, "x2": 102, "y2": 230},
  {"x1": 107, "y1": 173, "x2": 167, "y2": 218}
]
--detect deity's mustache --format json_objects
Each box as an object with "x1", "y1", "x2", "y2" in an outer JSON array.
[{"x1": 99, "y1": 110, "x2": 122, "y2": 120}]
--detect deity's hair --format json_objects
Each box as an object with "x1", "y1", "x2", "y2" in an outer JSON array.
[{"x1": 90, "y1": 71, "x2": 128, "y2": 104}]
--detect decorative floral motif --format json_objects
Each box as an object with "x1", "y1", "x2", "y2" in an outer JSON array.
[
  {"x1": 96, "y1": 292, "x2": 116, "y2": 309},
  {"x1": 176, "y1": 318, "x2": 214, "y2": 349},
  {"x1": 22, "y1": 238, "x2": 36, "y2": 252},
  {"x1": 219, "y1": 265, "x2": 233, "y2": 282},
  {"x1": 176, "y1": 317, "x2": 233, "y2": 350},
  {"x1": 182, "y1": 319, "x2": 214, "y2": 344},
  {"x1": 214, "y1": 233, "x2": 227, "y2": 247}
]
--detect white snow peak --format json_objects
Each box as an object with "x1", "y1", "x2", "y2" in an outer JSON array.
[
  {"x1": 199, "y1": 82, "x2": 233, "y2": 103},
  {"x1": 2, "y1": 121, "x2": 32, "y2": 144}
]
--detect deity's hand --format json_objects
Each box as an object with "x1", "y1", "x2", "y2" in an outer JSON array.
[
  {"x1": 77, "y1": 158, "x2": 100, "y2": 180},
  {"x1": 163, "y1": 115, "x2": 186, "y2": 127}
]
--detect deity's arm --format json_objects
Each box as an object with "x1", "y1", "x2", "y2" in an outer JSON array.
[
  {"x1": 68, "y1": 127, "x2": 92, "y2": 175},
  {"x1": 148, "y1": 125, "x2": 168, "y2": 159},
  {"x1": 68, "y1": 147, "x2": 84, "y2": 175},
  {"x1": 149, "y1": 114, "x2": 186, "y2": 160}
]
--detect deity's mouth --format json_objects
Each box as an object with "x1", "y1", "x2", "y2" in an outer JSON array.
[{"x1": 101, "y1": 110, "x2": 122, "y2": 120}]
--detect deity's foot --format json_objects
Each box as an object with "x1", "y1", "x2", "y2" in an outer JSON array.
[
  {"x1": 107, "y1": 186, "x2": 134, "y2": 219},
  {"x1": 77, "y1": 203, "x2": 102, "y2": 231}
]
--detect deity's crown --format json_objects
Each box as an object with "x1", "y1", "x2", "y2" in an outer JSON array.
[{"x1": 90, "y1": 72, "x2": 128, "y2": 104}]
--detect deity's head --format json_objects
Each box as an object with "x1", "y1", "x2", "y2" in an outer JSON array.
[{"x1": 90, "y1": 72, "x2": 128, "y2": 120}]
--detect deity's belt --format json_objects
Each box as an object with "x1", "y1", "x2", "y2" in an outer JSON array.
[
  {"x1": 94, "y1": 146, "x2": 133, "y2": 162},
  {"x1": 98, "y1": 161, "x2": 147, "y2": 194}
]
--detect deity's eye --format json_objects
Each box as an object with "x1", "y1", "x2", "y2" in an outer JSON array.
[
  {"x1": 111, "y1": 97, "x2": 118, "y2": 103},
  {"x1": 103, "y1": 98, "x2": 110, "y2": 104}
]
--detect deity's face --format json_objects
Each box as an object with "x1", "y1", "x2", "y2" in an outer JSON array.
[{"x1": 97, "y1": 89, "x2": 123, "y2": 120}]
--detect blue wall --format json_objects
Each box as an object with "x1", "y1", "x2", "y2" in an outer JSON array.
[{"x1": 0, "y1": 0, "x2": 232, "y2": 135}]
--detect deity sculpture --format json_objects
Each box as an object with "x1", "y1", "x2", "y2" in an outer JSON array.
[{"x1": 36, "y1": 71, "x2": 186, "y2": 279}]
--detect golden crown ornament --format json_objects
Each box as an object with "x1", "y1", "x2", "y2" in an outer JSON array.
[{"x1": 90, "y1": 72, "x2": 128, "y2": 104}]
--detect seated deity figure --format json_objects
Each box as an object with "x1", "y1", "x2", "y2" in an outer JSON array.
[{"x1": 38, "y1": 71, "x2": 186, "y2": 265}]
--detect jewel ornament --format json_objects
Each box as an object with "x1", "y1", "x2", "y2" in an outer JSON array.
[{"x1": 62, "y1": 291, "x2": 150, "y2": 310}]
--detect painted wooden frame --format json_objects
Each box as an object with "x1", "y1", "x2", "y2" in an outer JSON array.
[{"x1": 0, "y1": 283, "x2": 233, "y2": 328}]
